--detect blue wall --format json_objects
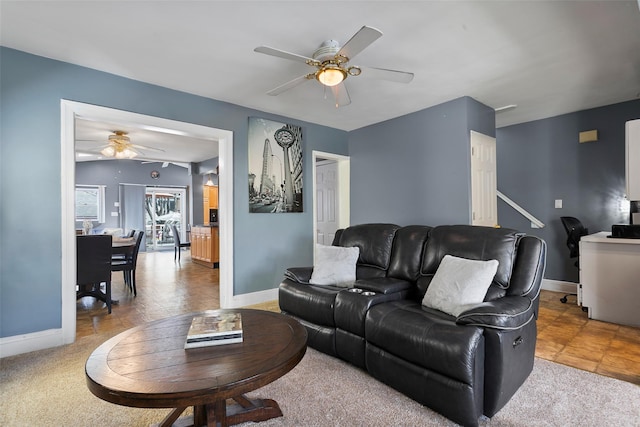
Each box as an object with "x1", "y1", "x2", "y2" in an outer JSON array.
[
  {"x1": 76, "y1": 160, "x2": 192, "y2": 230},
  {"x1": 0, "y1": 47, "x2": 348, "y2": 337},
  {"x1": 348, "y1": 96, "x2": 495, "y2": 226},
  {"x1": 496, "y1": 99, "x2": 640, "y2": 282},
  {"x1": 2, "y1": 45, "x2": 636, "y2": 340}
]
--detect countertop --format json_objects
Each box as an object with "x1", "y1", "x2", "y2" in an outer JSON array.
[{"x1": 192, "y1": 223, "x2": 219, "y2": 228}]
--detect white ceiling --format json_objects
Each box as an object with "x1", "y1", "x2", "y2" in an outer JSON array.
[
  {"x1": 2, "y1": 0, "x2": 639, "y2": 136},
  {"x1": 74, "y1": 118, "x2": 218, "y2": 164}
]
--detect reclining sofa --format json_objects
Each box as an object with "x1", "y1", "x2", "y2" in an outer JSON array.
[{"x1": 279, "y1": 224, "x2": 546, "y2": 426}]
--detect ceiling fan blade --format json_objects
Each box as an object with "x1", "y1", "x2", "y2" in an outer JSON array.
[
  {"x1": 337, "y1": 26, "x2": 383, "y2": 60},
  {"x1": 359, "y1": 65, "x2": 414, "y2": 83},
  {"x1": 267, "y1": 74, "x2": 313, "y2": 96},
  {"x1": 331, "y1": 83, "x2": 351, "y2": 108},
  {"x1": 254, "y1": 46, "x2": 315, "y2": 64}
]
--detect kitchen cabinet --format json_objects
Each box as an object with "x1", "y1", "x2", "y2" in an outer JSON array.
[
  {"x1": 203, "y1": 185, "x2": 218, "y2": 224},
  {"x1": 190, "y1": 226, "x2": 219, "y2": 268}
]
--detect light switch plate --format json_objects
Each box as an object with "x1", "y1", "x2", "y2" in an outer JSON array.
[
  {"x1": 555, "y1": 199, "x2": 562, "y2": 209},
  {"x1": 111, "y1": 211, "x2": 119, "y2": 217}
]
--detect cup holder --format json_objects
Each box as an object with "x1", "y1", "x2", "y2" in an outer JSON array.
[
  {"x1": 361, "y1": 291, "x2": 376, "y2": 296},
  {"x1": 348, "y1": 288, "x2": 363, "y2": 293}
]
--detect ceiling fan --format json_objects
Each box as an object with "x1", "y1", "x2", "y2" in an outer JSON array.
[
  {"x1": 77, "y1": 130, "x2": 165, "y2": 159},
  {"x1": 254, "y1": 25, "x2": 414, "y2": 107}
]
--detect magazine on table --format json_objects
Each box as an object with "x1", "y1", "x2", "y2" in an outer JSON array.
[{"x1": 184, "y1": 312, "x2": 243, "y2": 349}]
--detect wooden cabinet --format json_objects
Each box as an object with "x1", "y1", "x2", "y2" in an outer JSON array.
[
  {"x1": 203, "y1": 185, "x2": 218, "y2": 224},
  {"x1": 190, "y1": 226, "x2": 219, "y2": 268}
]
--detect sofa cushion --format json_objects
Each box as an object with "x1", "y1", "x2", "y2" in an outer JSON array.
[
  {"x1": 337, "y1": 223, "x2": 400, "y2": 277},
  {"x1": 310, "y1": 244, "x2": 360, "y2": 286},
  {"x1": 387, "y1": 225, "x2": 431, "y2": 282},
  {"x1": 419, "y1": 225, "x2": 521, "y2": 300},
  {"x1": 365, "y1": 300, "x2": 484, "y2": 385},
  {"x1": 422, "y1": 255, "x2": 499, "y2": 317}
]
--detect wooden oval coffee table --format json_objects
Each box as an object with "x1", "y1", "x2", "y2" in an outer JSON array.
[{"x1": 85, "y1": 309, "x2": 307, "y2": 427}]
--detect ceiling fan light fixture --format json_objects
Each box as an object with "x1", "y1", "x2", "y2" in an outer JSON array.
[
  {"x1": 122, "y1": 148, "x2": 138, "y2": 159},
  {"x1": 317, "y1": 67, "x2": 346, "y2": 87},
  {"x1": 101, "y1": 145, "x2": 116, "y2": 157}
]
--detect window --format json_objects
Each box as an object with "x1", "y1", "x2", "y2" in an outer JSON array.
[{"x1": 75, "y1": 185, "x2": 106, "y2": 223}]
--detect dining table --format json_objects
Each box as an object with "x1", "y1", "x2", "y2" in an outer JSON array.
[{"x1": 111, "y1": 236, "x2": 136, "y2": 256}]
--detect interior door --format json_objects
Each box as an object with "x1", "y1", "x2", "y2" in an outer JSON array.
[
  {"x1": 316, "y1": 161, "x2": 339, "y2": 245},
  {"x1": 145, "y1": 187, "x2": 187, "y2": 250},
  {"x1": 470, "y1": 131, "x2": 498, "y2": 227}
]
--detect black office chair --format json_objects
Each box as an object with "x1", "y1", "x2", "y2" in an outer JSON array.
[
  {"x1": 559, "y1": 216, "x2": 589, "y2": 304},
  {"x1": 171, "y1": 224, "x2": 191, "y2": 261},
  {"x1": 77, "y1": 234, "x2": 113, "y2": 313}
]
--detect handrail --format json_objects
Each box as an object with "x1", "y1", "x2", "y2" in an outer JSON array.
[{"x1": 497, "y1": 191, "x2": 545, "y2": 228}]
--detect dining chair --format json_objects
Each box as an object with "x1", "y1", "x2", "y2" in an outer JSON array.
[
  {"x1": 111, "y1": 230, "x2": 144, "y2": 296},
  {"x1": 171, "y1": 224, "x2": 191, "y2": 261},
  {"x1": 77, "y1": 234, "x2": 113, "y2": 313}
]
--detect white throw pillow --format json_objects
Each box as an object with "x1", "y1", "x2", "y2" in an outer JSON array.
[
  {"x1": 309, "y1": 244, "x2": 360, "y2": 286},
  {"x1": 422, "y1": 254, "x2": 499, "y2": 317}
]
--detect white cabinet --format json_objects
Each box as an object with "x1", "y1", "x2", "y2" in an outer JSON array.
[
  {"x1": 580, "y1": 232, "x2": 640, "y2": 327},
  {"x1": 626, "y1": 119, "x2": 640, "y2": 200}
]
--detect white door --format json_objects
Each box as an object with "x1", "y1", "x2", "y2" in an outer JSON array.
[
  {"x1": 145, "y1": 187, "x2": 187, "y2": 250},
  {"x1": 470, "y1": 131, "x2": 498, "y2": 227},
  {"x1": 316, "y1": 160, "x2": 339, "y2": 245}
]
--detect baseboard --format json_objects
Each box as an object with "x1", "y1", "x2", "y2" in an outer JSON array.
[
  {"x1": 228, "y1": 287, "x2": 279, "y2": 308},
  {"x1": 542, "y1": 279, "x2": 578, "y2": 294},
  {"x1": 0, "y1": 328, "x2": 64, "y2": 358}
]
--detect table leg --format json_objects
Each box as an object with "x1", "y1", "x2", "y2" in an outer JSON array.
[
  {"x1": 219, "y1": 394, "x2": 282, "y2": 425},
  {"x1": 155, "y1": 406, "x2": 188, "y2": 427},
  {"x1": 211, "y1": 400, "x2": 227, "y2": 427},
  {"x1": 153, "y1": 396, "x2": 283, "y2": 427}
]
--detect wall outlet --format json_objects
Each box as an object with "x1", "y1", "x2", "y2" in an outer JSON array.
[
  {"x1": 111, "y1": 211, "x2": 119, "y2": 217},
  {"x1": 555, "y1": 199, "x2": 562, "y2": 209}
]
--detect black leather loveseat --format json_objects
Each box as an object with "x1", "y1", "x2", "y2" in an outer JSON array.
[{"x1": 279, "y1": 224, "x2": 546, "y2": 426}]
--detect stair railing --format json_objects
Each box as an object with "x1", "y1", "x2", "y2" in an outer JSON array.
[{"x1": 497, "y1": 190, "x2": 545, "y2": 228}]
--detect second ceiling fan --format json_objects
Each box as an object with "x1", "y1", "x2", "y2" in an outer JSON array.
[{"x1": 254, "y1": 25, "x2": 414, "y2": 107}]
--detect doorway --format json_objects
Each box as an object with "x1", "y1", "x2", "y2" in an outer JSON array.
[
  {"x1": 145, "y1": 187, "x2": 187, "y2": 250},
  {"x1": 312, "y1": 151, "x2": 350, "y2": 250},
  {"x1": 470, "y1": 131, "x2": 498, "y2": 227},
  {"x1": 61, "y1": 101, "x2": 234, "y2": 344}
]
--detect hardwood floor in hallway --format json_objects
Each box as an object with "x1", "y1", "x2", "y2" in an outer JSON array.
[
  {"x1": 77, "y1": 250, "x2": 640, "y2": 385},
  {"x1": 76, "y1": 249, "x2": 220, "y2": 338}
]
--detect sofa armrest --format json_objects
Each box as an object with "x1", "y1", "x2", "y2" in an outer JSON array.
[
  {"x1": 284, "y1": 267, "x2": 313, "y2": 284},
  {"x1": 455, "y1": 296, "x2": 535, "y2": 330},
  {"x1": 355, "y1": 277, "x2": 413, "y2": 295}
]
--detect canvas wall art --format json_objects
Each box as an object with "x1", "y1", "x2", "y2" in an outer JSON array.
[{"x1": 248, "y1": 117, "x2": 303, "y2": 213}]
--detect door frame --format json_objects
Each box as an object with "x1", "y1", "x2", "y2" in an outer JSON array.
[
  {"x1": 312, "y1": 151, "x2": 350, "y2": 255},
  {"x1": 61, "y1": 100, "x2": 234, "y2": 344}
]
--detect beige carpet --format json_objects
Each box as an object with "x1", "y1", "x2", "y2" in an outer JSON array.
[{"x1": 1, "y1": 331, "x2": 639, "y2": 427}]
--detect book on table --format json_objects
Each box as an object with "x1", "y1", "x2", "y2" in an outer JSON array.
[{"x1": 184, "y1": 312, "x2": 243, "y2": 349}]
